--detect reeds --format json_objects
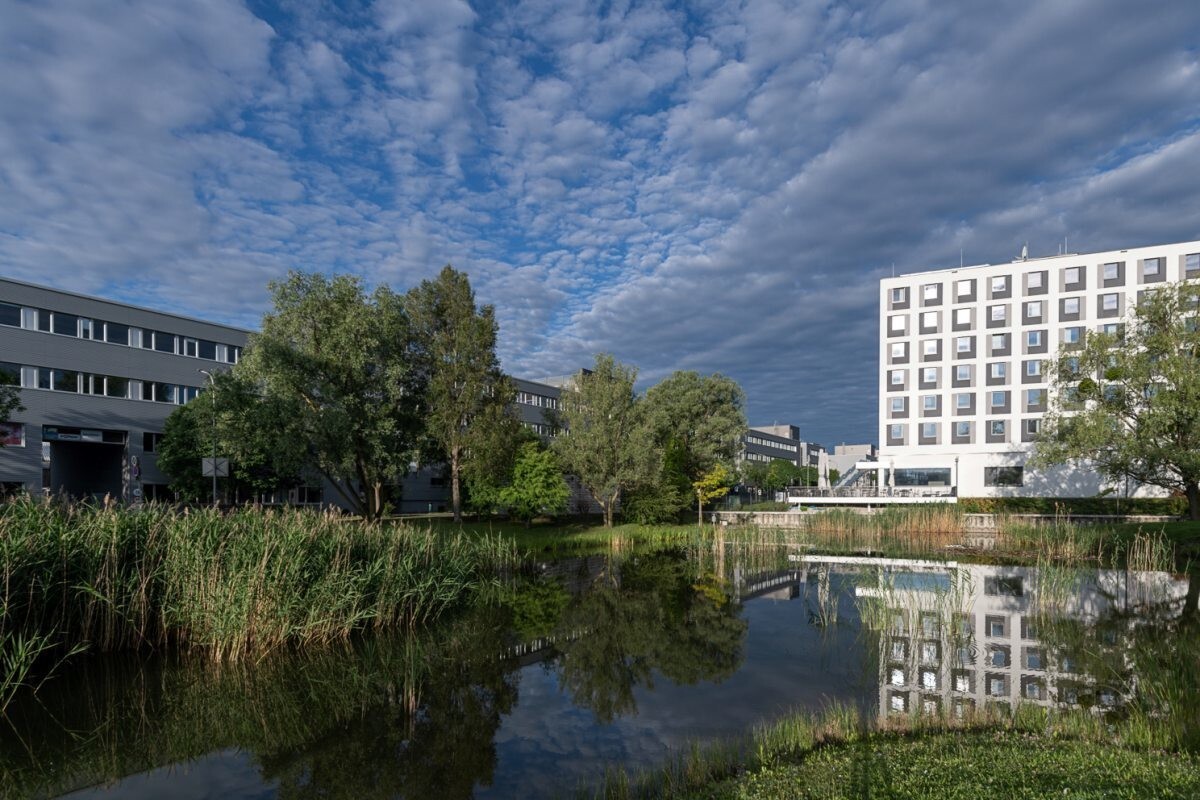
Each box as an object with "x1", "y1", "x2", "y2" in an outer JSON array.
[{"x1": 0, "y1": 495, "x2": 516, "y2": 697}]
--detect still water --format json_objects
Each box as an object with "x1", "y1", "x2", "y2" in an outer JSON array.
[{"x1": 2, "y1": 544, "x2": 1193, "y2": 799}]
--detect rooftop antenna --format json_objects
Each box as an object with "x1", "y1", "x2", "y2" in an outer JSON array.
[
  {"x1": 891, "y1": 262, "x2": 895, "y2": 277},
  {"x1": 959, "y1": 247, "x2": 963, "y2": 268},
  {"x1": 1020, "y1": 242, "x2": 1028, "y2": 261}
]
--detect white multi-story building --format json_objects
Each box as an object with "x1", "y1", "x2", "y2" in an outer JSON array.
[{"x1": 877, "y1": 240, "x2": 1200, "y2": 497}]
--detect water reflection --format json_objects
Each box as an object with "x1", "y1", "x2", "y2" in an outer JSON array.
[{"x1": 4, "y1": 545, "x2": 1193, "y2": 799}]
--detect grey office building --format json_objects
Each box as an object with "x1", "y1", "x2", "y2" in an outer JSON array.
[{"x1": 0, "y1": 277, "x2": 249, "y2": 502}]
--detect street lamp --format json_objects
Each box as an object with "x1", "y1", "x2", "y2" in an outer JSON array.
[{"x1": 198, "y1": 369, "x2": 218, "y2": 506}]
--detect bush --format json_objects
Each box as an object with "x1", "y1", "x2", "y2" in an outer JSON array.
[{"x1": 957, "y1": 496, "x2": 1186, "y2": 516}]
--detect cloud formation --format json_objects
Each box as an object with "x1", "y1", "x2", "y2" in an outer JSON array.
[{"x1": 3, "y1": 0, "x2": 1200, "y2": 445}]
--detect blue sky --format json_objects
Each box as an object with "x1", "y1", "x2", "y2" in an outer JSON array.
[{"x1": 3, "y1": 0, "x2": 1200, "y2": 447}]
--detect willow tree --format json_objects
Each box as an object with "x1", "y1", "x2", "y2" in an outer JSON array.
[
  {"x1": 1034, "y1": 281, "x2": 1200, "y2": 519},
  {"x1": 239, "y1": 272, "x2": 423, "y2": 519},
  {"x1": 552, "y1": 354, "x2": 656, "y2": 527},
  {"x1": 406, "y1": 266, "x2": 513, "y2": 522}
]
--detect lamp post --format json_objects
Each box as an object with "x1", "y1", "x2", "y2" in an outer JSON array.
[{"x1": 198, "y1": 369, "x2": 218, "y2": 506}]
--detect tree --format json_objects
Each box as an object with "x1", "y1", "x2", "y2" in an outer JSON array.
[
  {"x1": 765, "y1": 459, "x2": 805, "y2": 493},
  {"x1": 239, "y1": 272, "x2": 423, "y2": 520},
  {"x1": 461, "y1": 407, "x2": 529, "y2": 517},
  {"x1": 1034, "y1": 281, "x2": 1200, "y2": 519},
  {"x1": 643, "y1": 371, "x2": 747, "y2": 522},
  {"x1": 498, "y1": 441, "x2": 569, "y2": 526},
  {"x1": 407, "y1": 266, "x2": 514, "y2": 522},
  {"x1": 693, "y1": 464, "x2": 733, "y2": 526},
  {"x1": 552, "y1": 354, "x2": 657, "y2": 527},
  {"x1": 157, "y1": 372, "x2": 307, "y2": 504}
]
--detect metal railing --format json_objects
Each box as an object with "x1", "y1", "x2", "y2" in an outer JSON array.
[{"x1": 786, "y1": 485, "x2": 957, "y2": 500}]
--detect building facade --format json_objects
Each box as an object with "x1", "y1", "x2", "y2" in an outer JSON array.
[
  {"x1": 0, "y1": 277, "x2": 250, "y2": 502},
  {"x1": 878, "y1": 240, "x2": 1200, "y2": 497}
]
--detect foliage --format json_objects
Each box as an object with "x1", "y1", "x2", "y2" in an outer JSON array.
[
  {"x1": 553, "y1": 354, "x2": 658, "y2": 527},
  {"x1": 740, "y1": 461, "x2": 770, "y2": 493},
  {"x1": 0, "y1": 495, "x2": 516, "y2": 687},
  {"x1": 765, "y1": 460, "x2": 810, "y2": 492},
  {"x1": 957, "y1": 495, "x2": 1187, "y2": 516},
  {"x1": 462, "y1": 417, "x2": 534, "y2": 516},
  {"x1": 1035, "y1": 281, "x2": 1200, "y2": 519},
  {"x1": 0, "y1": 367, "x2": 22, "y2": 436},
  {"x1": 693, "y1": 464, "x2": 734, "y2": 525},
  {"x1": 623, "y1": 439, "x2": 690, "y2": 524},
  {"x1": 498, "y1": 441, "x2": 570, "y2": 525},
  {"x1": 828, "y1": 468, "x2": 840, "y2": 485},
  {"x1": 238, "y1": 271, "x2": 424, "y2": 519},
  {"x1": 644, "y1": 371, "x2": 747, "y2": 520},
  {"x1": 156, "y1": 371, "x2": 307, "y2": 503},
  {"x1": 407, "y1": 266, "x2": 515, "y2": 522}
]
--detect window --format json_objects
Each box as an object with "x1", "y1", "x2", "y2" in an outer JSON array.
[
  {"x1": 990, "y1": 333, "x2": 1007, "y2": 350},
  {"x1": 1025, "y1": 360, "x2": 1042, "y2": 377},
  {"x1": 198, "y1": 340, "x2": 218, "y2": 360},
  {"x1": 1063, "y1": 327, "x2": 1082, "y2": 344},
  {"x1": 891, "y1": 287, "x2": 907, "y2": 303},
  {"x1": 923, "y1": 395, "x2": 938, "y2": 410},
  {"x1": 0, "y1": 302, "x2": 19, "y2": 328},
  {"x1": 890, "y1": 397, "x2": 905, "y2": 412},
  {"x1": 1027, "y1": 272, "x2": 1043, "y2": 289},
  {"x1": 956, "y1": 279, "x2": 973, "y2": 298},
  {"x1": 990, "y1": 391, "x2": 1006, "y2": 408},
  {"x1": 922, "y1": 284, "x2": 938, "y2": 300},
  {"x1": 922, "y1": 339, "x2": 938, "y2": 356},
  {"x1": 922, "y1": 367, "x2": 938, "y2": 384},
  {"x1": 955, "y1": 365, "x2": 971, "y2": 381},
  {"x1": 1187, "y1": 253, "x2": 1200, "y2": 274},
  {"x1": 984, "y1": 466, "x2": 1023, "y2": 486},
  {"x1": 1143, "y1": 258, "x2": 1162, "y2": 277},
  {"x1": 921, "y1": 422, "x2": 937, "y2": 439},
  {"x1": 990, "y1": 305, "x2": 1006, "y2": 322},
  {"x1": 921, "y1": 311, "x2": 938, "y2": 328},
  {"x1": 37, "y1": 368, "x2": 79, "y2": 393},
  {"x1": 183, "y1": 338, "x2": 198, "y2": 357},
  {"x1": 0, "y1": 361, "x2": 21, "y2": 386},
  {"x1": 890, "y1": 370, "x2": 905, "y2": 386},
  {"x1": 105, "y1": 322, "x2": 130, "y2": 345},
  {"x1": 891, "y1": 342, "x2": 906, "y2": 359},
  {"x1": 143, "y1": 432, "x2": 166, "y2": 453},
  {"x1": 955, "y1": 421, "x2": 970, "y2": 437},
  {"x1": 955, "y1": 308, "x2": 971, "y2": 325},
  {"x1": 1024, "y1": 418, "x2": 1040, "y2": 436},
  {"x1": 955, "y1": 393, "x2": 971, "y2": 409},
  {"x1": 1064, "y1": 266, "x2": 1081, "y2": 284},
  {"x1": 989, "y1": 362, "x2": 1006, "y2": 379},
  {"x1": 991, "y1": 276, "x2": 1008, "y2": 293},
  {"x1": 104, "y1": 376, "x2": 129, "y2": 399},
  {"x1": 989, "y1": 420, "x2": 1006, "y2": 437},
  {"x1": 956, "y1": 336, "x2": 972, "y2": 353},
  {"x1": 1063, "y1": 297, "x2": 1080, "y2": 314},
  {"x1": 889, "y1": 424, "x2": 904, "y2": 440},
  {"x1": 1103, "y1": 262, "x2": 1120, "y2": 280},
  {"x1": 225, "y1": 346, "x2": 241, "y2": 365},
  {"x1": 1026, "y1": 330, "x2": 1042, "y2": 347},
  {"x1": 1102, "y1": 293, "x2": 1118, "y2": 311},
  {"x1": 1026, "y1": 389, "x2": 1045, "y2": 408},
  {"x1": 1025, "y1": 300, "x2": 1041, "y2": 317}
]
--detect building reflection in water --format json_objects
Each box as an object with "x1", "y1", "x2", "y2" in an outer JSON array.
[{"x1": 788, "y1": 556, "x2": 1189, "y2": 722}]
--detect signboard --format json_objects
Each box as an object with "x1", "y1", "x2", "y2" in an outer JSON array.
[
  {"x1": 0, "y1": 422, "x2": 24, "y2": 447},
  {"x1": 202, "y1": 457, "x2": 230, "y2": 477}
]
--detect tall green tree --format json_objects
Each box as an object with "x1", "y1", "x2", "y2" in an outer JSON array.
[
  {"x1": 1034, "y1": 281, "x2": 1200, "y2": 519},
  {"x1": 644, "y1": 371, "x2": 747, "y2": 520},
  {"x1": 460, "y1": 405, "x2": 529, "y2": 517},
  {"x1": 239, "y1": 271, "x2": 423, "y2": 519},
  {"x1": 498, "y1": 441, "x2": 570, "y2": 526},
  {"x1": 552, "y1": 354, "x2": 656, "y2": 527},
  {"x1": 406, "y1": 266, "x2": 514, "y2": 522}
]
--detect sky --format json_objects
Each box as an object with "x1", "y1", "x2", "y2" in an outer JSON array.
[{"x1": 3, "y1": 0, "x2": 1200, "y2": 447}]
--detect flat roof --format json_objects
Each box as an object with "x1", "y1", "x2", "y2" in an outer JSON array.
[{"x1": 0, "y1": 275, "x2": 254, "y2": 334}]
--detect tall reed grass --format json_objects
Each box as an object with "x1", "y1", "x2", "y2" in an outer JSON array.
[{"x1": 0, "y1": 495, "x2": 516, "y2": 708}]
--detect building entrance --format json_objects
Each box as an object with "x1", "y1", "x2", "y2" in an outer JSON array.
[{"x1": 43, "y1": 426, "x2": 128, "y2": 501}]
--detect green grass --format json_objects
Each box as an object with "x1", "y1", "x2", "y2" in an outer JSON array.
[
  {"x1": 700, "y1": 731, "x2": 1200, "y2": 799},
  {"x1": 1, "y1": 496, "x2": 516, "y2": 710}
]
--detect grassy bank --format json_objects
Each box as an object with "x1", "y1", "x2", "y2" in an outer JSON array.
[
  {"x1": 591, "y1": 702, "x2": 1200, "y2": 799},
  {"x1": 1, "y1": 496, "x2": 515, "y2": 710}
]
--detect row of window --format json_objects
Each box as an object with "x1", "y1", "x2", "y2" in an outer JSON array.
[
  {"x1": 515, "y1": 391, "x2": 559, "y2": 410},
  {"x1": 888, "y1": 324, "x2": 1121, "y2": 365},
  {"x1": 888, "y1": 292, "x2": 1137, "y2": 335},
  {"x1": 890, "y1": 389, "x2": 1045, "y2": 415},
  {"x1": 887, "y1": 419, "x2": 1039, "y2": 446},
  {"x1": 1, "y1": 361, "x2": 203, "y2": 404},
  {"x1": 744, "y1": 434, "x2": 799, "y2": 452},
  {"x1": 0, "y1": 302, "x2": 242, "y2": 363},
  {"x1": 888, "y1": 253, "x2": 1199, "y2": 309},
  {"x1": 888, "y1": 360, "x2": 1055, "y2": 389}
]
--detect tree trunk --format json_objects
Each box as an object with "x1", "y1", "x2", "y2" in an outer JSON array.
[
  {"x1": 1188, "y1": 482, "x2": 1200, "y2": 521},
  {"x1": 1182, "y1": 569, "x2": 1200, "y2": 626},
  {"x1": 451, "y1": 448, "x2": 462, "y2": 523},
  {"x1": 697, "y1": 492, "x2": 703, "y2": 529}
]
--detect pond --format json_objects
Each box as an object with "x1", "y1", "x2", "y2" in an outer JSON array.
[{"x1": 2, "y1": 542, "x2": 1195, "y2": 799}]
